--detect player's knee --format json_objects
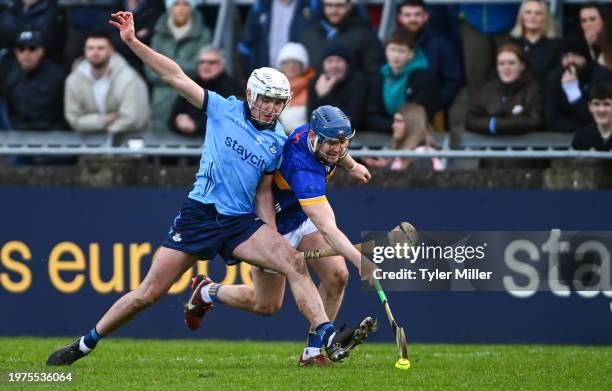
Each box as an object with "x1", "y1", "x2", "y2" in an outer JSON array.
[
  {"x1": 269, "y1": 242, "x2": 308, "y2": 277},
  {"x1": 132, "y1": 285, "x2": 164, "y2": 309},
  {"x1": 253, "y1": 301, "x2": 282, "y2": 316},
  {"x1": 321, "y1": 265, "x2": 349, "y2": 293},
  {"x1": 286, "y1": 250, "x2": 308, "y2": 276},
  {"x1": 333, "y1": 266, "x2": 349, "y2": 289}
]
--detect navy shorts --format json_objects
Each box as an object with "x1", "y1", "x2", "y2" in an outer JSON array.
[{"x1": 163, "y1": 198, "x2": 265, "y2": 263}]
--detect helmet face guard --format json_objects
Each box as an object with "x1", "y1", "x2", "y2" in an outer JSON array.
[
  {"x1": 248, "y1": 94, "x2": 289, "y2": 126},
  {"x1": 246, "y1": 67, "x2": 292, "y2": 126},
  {"x1": 311, "y1": 129, "x2": 355, "y2": 162},
  {"x1": 309, "y1": 105, "x2": 355, "y2": 163}
]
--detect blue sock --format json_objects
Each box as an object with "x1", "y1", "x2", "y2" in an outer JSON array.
[
  {"x1": 83, "y1": 327, "x2": 103, "y2": 349},
  {"x1": 209, "y1": 283, "x2": 222, "y2": 303},
  {"x1": 201, "y1": 283, "x2": 223, "y2": 304},
  {"x1": 307, "y1": 331, "x2": 323, "y2": 349},
  {"x1": 315, "y1": 322, "x2": 336, "y2": 347}
]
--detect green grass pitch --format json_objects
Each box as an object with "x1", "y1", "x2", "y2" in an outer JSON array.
[{"x1": 1, "y1": 338, "x2": 610, "y2": 390}]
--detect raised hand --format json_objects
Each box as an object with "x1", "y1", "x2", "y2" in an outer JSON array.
[
  {"x1": 315, "y1": 74, "x2": 337, "y2": 97},
  {"x1": 562, "y1": 65, "x2": 578, "y2": 85},
  {"x1": 109, "y1": 12, "x2": 136, "y2": 43},
  {"x1": 175, "y1": 114, "x2": 197, "y2": 134}
]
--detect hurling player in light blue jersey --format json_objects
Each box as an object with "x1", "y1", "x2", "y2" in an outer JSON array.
[
  {"x1": 187, "y1": 106, "x2": 379, "y2": 367},
  {"x1": 47, "y1": 11, "x2": 374, "y2": 366}
]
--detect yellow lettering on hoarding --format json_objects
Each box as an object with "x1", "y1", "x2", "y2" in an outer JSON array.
[
  {"x1": 129, "y1": 243, "x2": 152, "y2": 290},
  {"x1": 0, "y1": 241, "x2": 32, "y2": 293},
  {"x1": 222, "y1": 265, "x2": 237, "y2": 285},
  {"x1": 196, "y1": 260, "x2": 208, "y2": 276},
  {"x1": 48, "y1": 242, "x2": 85, "y2": 293},
  {"x1": 240, "y1": 263, "x2": 253, "y2": 286},
  {"x1": 168, "y1": 267, "x2": 192, "y2": 294},
  {"x1": 90, "y1": 243, "x2": 125, "y2": 293}
]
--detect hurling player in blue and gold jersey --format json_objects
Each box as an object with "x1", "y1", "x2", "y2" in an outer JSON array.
[
  {"x1": 47, "y1": 12, "x2": 375, "y2": 367},
  {"x1": 273, "y1": 106, "x2": 378, "y2": 366}
]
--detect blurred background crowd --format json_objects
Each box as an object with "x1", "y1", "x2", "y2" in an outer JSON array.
[{"x1": 1, "y1": 0, "x2": 611, "y2": 170}]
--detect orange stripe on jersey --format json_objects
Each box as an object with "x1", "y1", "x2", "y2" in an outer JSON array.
[
  {"x1": 273, "y1": 171, "x2": 292, "y2": 190},
  {"x1": 299, "y1": 196, "x2": 328, "y2": 206}
]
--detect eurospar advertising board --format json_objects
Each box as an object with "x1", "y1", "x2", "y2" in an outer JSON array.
[{"x1": 1, "y1": 188, "x2": 610, "y2": 344}]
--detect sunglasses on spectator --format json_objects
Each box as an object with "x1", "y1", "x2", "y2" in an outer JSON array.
[
  {"x1": 199, "y1": 59, "x2": 221, "y2": 65},
  {"x1": 16, "y1": 45, "x2": 39, "y2": 52}
]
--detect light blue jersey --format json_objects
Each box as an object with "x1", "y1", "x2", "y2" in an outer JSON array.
[{"x1": 188, "y1": 90, "x2": 287, "y2": 216}]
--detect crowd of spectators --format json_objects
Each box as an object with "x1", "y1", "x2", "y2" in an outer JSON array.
[{"x1": 1, "y1": 0, "x2": 611, "y2": 155}]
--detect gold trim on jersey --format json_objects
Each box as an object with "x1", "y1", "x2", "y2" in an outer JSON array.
[
  {"x1": 273, "y1": 171, "x2": 292, "y2": 190},
  {"x1": 298, "y1": 195, "x2": 328, "y2": 206}
]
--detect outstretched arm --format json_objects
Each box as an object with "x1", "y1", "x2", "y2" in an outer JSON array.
[
  {"x1": 302, "y1": 200, "x2": 380, "y2": 282},
  {"x1": 109, "y1": 11, "x2": 204, "y2": 108},
  {"x1": 301, "y1": 200, "x2": 362, "y2": 270}
]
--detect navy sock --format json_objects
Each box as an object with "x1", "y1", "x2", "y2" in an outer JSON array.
[
  {"x1": 83, "y1": 327, "x2": 103, "y2": 349},
  {"x1": 307, "y1": 331, "x2": 323, "y2": 349},
  {"x1": 209, "y1": 283, "x2": 222, "y2": 303},
  {"x1": 315, "y1": 322, "x2": 336, "y2": 347}
]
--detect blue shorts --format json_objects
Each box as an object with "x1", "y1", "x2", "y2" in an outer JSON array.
[{"x1": 163, "y1": 198, "x2": 265, "y2": 263}]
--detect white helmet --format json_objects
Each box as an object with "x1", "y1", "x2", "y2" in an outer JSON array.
[{"x1": 246, "y1": 67, "x2": 292, "y2": 125}]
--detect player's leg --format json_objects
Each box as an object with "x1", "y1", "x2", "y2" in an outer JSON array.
[
  {"x1": 232, "y1": 224, "x2": 328, "y2": 326},
  {"x1": 183, "y1": 215, "x2": 290, "y2": 328},
  {"x1": 46, "y1": 247, "x2": 197, "y2": 366},
  {"x1": 183, "y1": 212, "x2": 375, "y2": 362},
  {"x1": 96, "y1": 247, "x2": 197, "y2": 335},
  {"x1": 185, "y1": 222, "x2": 298, "y2": 325},
  {"x1": 210, "y1": 267, "x2": 286, "y2": 315},
  {"x1": 301, "y1": 232, "x2": 349, "y2": 322},
  {"x1": 232, "y1": 224, "x2": 375, "y2": 362},
  {"x1": 297, "y1": 229, "x2": 349, "y2": 366},
  {"x1": 185, "y1": 264, "x2": 287, "y2": 331}
]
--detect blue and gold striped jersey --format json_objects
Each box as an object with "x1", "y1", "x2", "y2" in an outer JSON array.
[{"x1": 273, "y1": 124, "x2": 336, "y2": 235}]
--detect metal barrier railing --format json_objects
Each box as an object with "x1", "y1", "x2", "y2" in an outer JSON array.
[
  {"x1": 1, "y1": 145, "x2": 610, "y2": 159},
  {"x1": 0, "y1": 131, "x2": 610, "y2": 159}
]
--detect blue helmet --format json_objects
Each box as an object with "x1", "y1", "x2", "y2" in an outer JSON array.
[
  {"x1": 309, "y1": 106, "x2": 355, "y2": 161},
  {"x1": 310, "y1": 105, "x2": 355, "y2": 141}
]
